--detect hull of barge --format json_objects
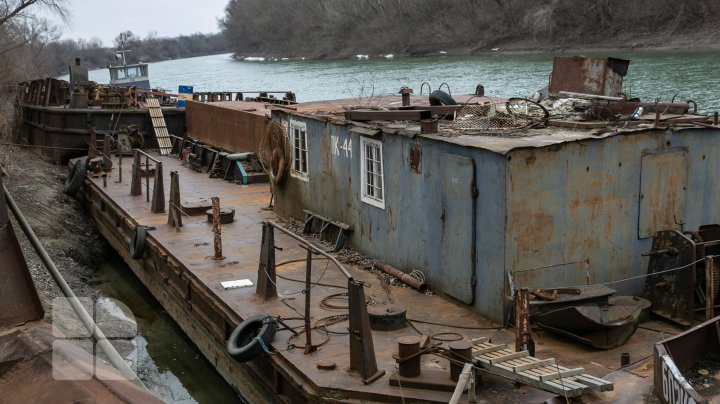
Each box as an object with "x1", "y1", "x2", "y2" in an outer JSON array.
[
  {"x1": 21, "y1": 104, "x2": 186, "y2": 162},
  {"x1": 77, "y1": 153, "x2": 506, "y2": 403}
]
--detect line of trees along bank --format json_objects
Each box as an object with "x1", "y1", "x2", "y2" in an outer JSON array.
[
  {"x1": 220, "y1": 0, "x2": 720, "y2": 59},
  {"x1": 42, "y1": 31, "x2": 228, "y2": 76}
]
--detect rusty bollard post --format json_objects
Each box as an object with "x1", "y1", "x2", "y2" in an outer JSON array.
[
  {"x1": 167, "y1": 171, "x2": 182, "y2": 229},
  {"x1": 130, "y1": 150, "x2": 142, "y2": 196},
  {"x1": 102, "y1": 133, "x2": 112, "y2": 172},
  {"x1": 514, "y1": 288, "x2": 534, "y2": 356},
  {"x1": 256, "y1": 222, "x2": 277, "y2": 299},
  {"x1": 211, "y1": 196, "x2": 223, "y2": 259},
  {"x1": 88, "y1": 128, "x2": 97, "y2": 158},
  {"x1": 151, "y1": 162, "x2": 165, "y2": 213},
  {"x1": 397, "y1": 336, "x2": 421, "y2": 378},
  {"x1": 348, "y1": 279, "x2": 385, "y2": 384},
  {"x1": 707, "y1": 255, "x2": 715, "y2": 320},
  {"x1": 449, "y1": 340, "x2": 473, "y2": 382}
]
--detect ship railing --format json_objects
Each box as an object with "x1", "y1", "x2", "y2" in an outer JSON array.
[
  {"x1": 257, "y1": 220, "x2": 385, "y2": 384},
  {"x1": 129, "y1": 149, "x2": 165, "y2": 213}
]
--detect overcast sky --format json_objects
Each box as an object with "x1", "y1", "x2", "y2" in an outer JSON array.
[{"x1": 43, "y1": 0, "x2": 228, "y2": 46}]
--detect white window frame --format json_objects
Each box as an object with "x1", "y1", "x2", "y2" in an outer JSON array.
[
  {"x1": 289, "y1": 120, "x2": 309, "y2": 180},
  {"x1": 360, "y1": 137, "x2": 385, "y2": 209}
]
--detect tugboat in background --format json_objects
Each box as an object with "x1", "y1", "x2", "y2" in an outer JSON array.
[{"x1": 107, "y1": 32, "x2": 150, "y2": 90}]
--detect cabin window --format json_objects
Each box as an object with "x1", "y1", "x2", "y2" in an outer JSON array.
[
  {"x1": 290, "y1": 120, "x2": 309, "y2": 179},
  {"x1": 360, "y1": 137, "x2": 385, "y2": 209}
]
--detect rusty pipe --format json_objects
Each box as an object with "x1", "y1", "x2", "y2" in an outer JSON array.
[
  {"x1": 211, "y1": 197, "x2": 222, "y2": 259},
  {"x1": 373, "y1": 261, "x2": 427, "y2": 292}
]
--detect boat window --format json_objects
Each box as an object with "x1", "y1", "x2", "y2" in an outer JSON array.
[
  {"x1": 360, "y1": 137, "x2": 385, "y2": 209},
  {"x1": 290, "y1": 120, "x2": 309, "y2": 180},
  {"x1": 126, "y1": 67, "x2": 139, "y2": 77},
  {"x1": 115, "y1": 69, "x2": 126, "y2": 79}
]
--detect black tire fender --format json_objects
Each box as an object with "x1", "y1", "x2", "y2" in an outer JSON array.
[
  {"x1": 429, "y1": 90, "x2": 457, "y2": 106},
  {"x1": 129, "y1": 225, "x2": 147, "y2": 260},
  {"x1": 227, "y1": 314, "x2": 278, "y2": 363},
  {"x1": 64, "y1": 160, "x2": 87, "y2": 196}
]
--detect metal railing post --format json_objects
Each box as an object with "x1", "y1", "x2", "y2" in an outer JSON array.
[
  {"x1": 151, "y1": 161, "x2": 164, "y2": 213},
  {"x1": 348, "y1": 279, "x2": 384, "y2": 384},
  {"x1": 145, "y1": 155, "x2": 150, "y2": 202},
  {"x1": 304, "y1": 248, "x2": 314, "y2": 353},
  {"x1": 167, "y1": 171, "x2": 182, "y2": 229},
  {"x1": 130, "y1": 150, "x2": 141, "y2": 196},
  {"x1": 707, "y1": 255, "x2": 715, "y2": 320},
  {"x1": 256, "y1": 222, "x2": 277, "y2": 299}
]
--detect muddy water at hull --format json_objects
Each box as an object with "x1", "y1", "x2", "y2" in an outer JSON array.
[
  {"x1": 80, "y1": 49, "x2": 720, "y2": 114},
  {"x1": 90, "y1": 252, "x2": 243, "y2": 403}
]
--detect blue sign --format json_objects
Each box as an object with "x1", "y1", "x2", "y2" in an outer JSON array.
[{"x1": 178, "y1": 85, "x2": 193, "y2": 108}]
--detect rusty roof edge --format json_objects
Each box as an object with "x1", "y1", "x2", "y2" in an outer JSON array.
[{"x1": 417, "y1": 126, "x2": 704, "y2": 155}]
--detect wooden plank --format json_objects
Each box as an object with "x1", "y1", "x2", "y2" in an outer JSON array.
[
  {"x1": 513, "y1": 358, "x2": 556, "y2": 373},
  {"x1": 573, "y1": 374, "x2": 614, "y2": 392},
  {"x1": 472, "y1": 344, "x2": 507, "y2": 355},
  {"x1": 538, "y1": 368, "x2": 585, "y2": 382},
  {"x1": 489, "y1": 350, "x2": 529, "y2": 365}
]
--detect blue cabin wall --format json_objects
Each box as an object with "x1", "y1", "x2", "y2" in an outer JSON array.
[
  {"x1": 273, "y1": 113, "x2": 508, "y2": 322},
  {"x1": 505, "y1": 128, "x2": 720, "y2": 299}
]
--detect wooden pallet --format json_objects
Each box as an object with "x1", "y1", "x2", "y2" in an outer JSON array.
[
  {"x1": 472, "y1": 339, "x2": 613, "y2": 397},
  {"x1": 147, "y1": 98, "x2": 172, "y2": 155}
]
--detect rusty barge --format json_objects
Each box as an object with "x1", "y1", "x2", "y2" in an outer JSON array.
[{"x1": 35, "y1": 56, "x2": 720, "y2": 402}]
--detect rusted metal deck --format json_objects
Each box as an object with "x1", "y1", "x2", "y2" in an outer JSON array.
[{"x1": 82, "y1": 152, "x2": 677, "y2": 402}]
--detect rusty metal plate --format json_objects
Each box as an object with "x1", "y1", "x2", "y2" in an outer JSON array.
[
  {"x1": 0, "y1": 177, "x2": 44, "y2": 328},
  {"x1": 549, "y1": 56, "x2": 629, "y2": 97}
]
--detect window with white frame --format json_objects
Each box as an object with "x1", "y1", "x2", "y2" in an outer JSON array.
[
  {"x1": 360, "y1": 137, "x2": 385, "y2": 209},
  {"x1": 290, "y1": 120, "x2": 308, "y2": 178}
]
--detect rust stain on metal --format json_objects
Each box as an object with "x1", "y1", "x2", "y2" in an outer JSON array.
[
  {"x1": 549, "y1": 56, "x2": 629, "y2": 97},
  {"x1": 186, "y1": 101, "x2": 269, "y2": 153},
  {"x1": 409, "y1": 144, "x2": 422, "y2": 173}
]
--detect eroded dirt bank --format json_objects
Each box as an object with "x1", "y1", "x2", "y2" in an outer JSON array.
[{"x1": 1, "y1": 146, "x2": 106, "y2": 319}]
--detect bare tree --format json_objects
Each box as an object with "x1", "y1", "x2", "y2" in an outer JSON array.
[{"x1": 0, "y1": 0, "x2": 68, "y2": 27}]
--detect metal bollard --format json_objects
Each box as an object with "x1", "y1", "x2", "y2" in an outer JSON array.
[
  {"x1": 88, "y1": 128, "x2": 97, "y2": 158},
  {"x1": 130, "y1": 150, "x2": 141, "y2": 196},
  {"x1": 211, "y1": 196, "x2": 223, "y2": 259},
  {"x1": 397, "y1": 336, "x2": 421, "y2": 377},
  {"x1": 102, "y1": 134, "x2": 112, "y2": 172},
  {"x1": 151, "y1": 162, "x2": 165, "y2": 213},
  {"x1": 448, "y1": 340, "x2": 473, "y2": 382}
]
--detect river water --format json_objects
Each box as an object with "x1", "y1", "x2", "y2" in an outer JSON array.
[
  {"x1": 93, "y1": 253, "x2": 243, "y2": 403},
  {"x1": 80, "y1": 49, "x2": 720, "y2": 113}
]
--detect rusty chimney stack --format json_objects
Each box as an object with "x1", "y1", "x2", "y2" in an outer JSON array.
[{"x1": 399, "y1": 87, "x2": 413, "y2": 107}]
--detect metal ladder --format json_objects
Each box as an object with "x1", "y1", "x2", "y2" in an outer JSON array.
[{"x1": 146, "y1": 98, "x2": 172, "y2": 155}]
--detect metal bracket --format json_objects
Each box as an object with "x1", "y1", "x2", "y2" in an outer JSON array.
[
  {"x1": 256, "y1": 222, "x2": 277, "y2": 300},
  {"x1": 348, "y1": 279, "x2": 385, "y2": 384}
]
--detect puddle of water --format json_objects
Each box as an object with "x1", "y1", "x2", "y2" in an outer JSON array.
[{"x1": 90, "y1": 251, "x2": 243, "y2": 403}]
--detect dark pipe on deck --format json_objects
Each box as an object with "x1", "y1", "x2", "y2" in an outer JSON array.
[{"x1": 372, "y1": 261, "x2": 427, "y2": 292}]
